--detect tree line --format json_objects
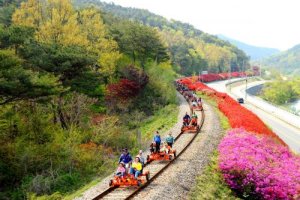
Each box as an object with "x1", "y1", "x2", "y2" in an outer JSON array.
[{"x1": 74, "y1": 0, "x2": 249, "y2": 75}]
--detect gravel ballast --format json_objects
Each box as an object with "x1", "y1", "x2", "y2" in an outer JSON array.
[{"x1": 132, "y1": 99, "x2": 223, "y2": 200}]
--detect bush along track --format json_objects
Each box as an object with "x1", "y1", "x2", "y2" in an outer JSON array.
[{"x1": 178, "y1": 77, "x2": 300, "y2": 200}]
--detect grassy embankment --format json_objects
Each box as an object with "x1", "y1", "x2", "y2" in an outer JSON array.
[{"x1": 190, "y1": 94, "x2": 240, "y2": 200}]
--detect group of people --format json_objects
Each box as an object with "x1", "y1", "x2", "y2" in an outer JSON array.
[
  {"x1": 191, "y1": 97, "x2": 202, "y2": 107},
  {"x1": 151, "y1": 131, "x2": 174, "y2": 154},
  {"x1": 117, "y1": 148, "x2": 145, "y2": 179},
  {"x1": 183, "y1": 112, "x2": 198, "y2": 126},
  {"x1": 176, "y1": 82, "x2": 188, "y2": 92},
  {"x1": 116, "y1": 131, "x2": 175, "y2": 179}
]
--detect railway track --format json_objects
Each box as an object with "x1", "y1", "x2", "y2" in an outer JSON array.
[{"x1": 92, "y1": 94, "x2": 205, "y2": 200}]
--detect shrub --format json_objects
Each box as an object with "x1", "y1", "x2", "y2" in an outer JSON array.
[{"x1": 219, "y1": 128, "x2": 300, "y2": 200}]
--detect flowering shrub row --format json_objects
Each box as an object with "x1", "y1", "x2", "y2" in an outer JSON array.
[
  {"x1": 199, "y1": 71, "x2": 247, "y2": 82},
  {"x1": 219, "y1": 128, "x2": 300, "y2": 199},
  {"x1": 177, "y1": 75, "x2": 300, "y2": 199}
]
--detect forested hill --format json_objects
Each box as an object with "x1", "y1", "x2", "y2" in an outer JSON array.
[
  {"x1": 0, "y1": 0, "x2": 248, "y2": 199},
  {"x1": 217, "y1": 34, "x2": 280, "y2": 60},
  {"x1": 74, "y1": 0, "x2": 249, "y2": 75},
  {"x1": 262, "y1": 44, "x2": 300, "y2": 75}
]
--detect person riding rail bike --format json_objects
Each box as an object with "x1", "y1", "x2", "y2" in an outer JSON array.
[
  {"x1": 129, "y1": 157, "x2": 143, "y2": 179},
  {"x1": 190, "y1": 112, "x2": 198, "y2": 126},
  {"x1": 116, "y1": 162, "x2": 126, "y2": 177},
  {"x1": 183, "y1": 112, "x2": 191, "y2": 126},
  {"x1": 119, "y1": 148, "x2": 132, "y2": 170},
  {"x1": 153, "y1": 131, "x2": 161, "y2": 153},
  {"x1": 165, "y1": 132, "x2": 174, "y2": 148}
]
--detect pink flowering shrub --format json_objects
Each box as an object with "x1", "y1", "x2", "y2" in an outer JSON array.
[{"x1": 219, "y1": 128, "x2": 300, "y2": 199}]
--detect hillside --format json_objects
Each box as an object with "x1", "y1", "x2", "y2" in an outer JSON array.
[
  {"x1": 0, "y1": 0, "x2": 248, "y2": 199},
  {"x1": 217, "y1": 34, "x2": 280, "y2": 60},
  {"x1": 74, "y1": 0, "x2": 249, "y2": 75},
  {"x1": 0, "y1": 0, "x2": 180, "y2": 199},
  {"x1": 262, "y1": 44, "x2": 300, "y2": 75}
]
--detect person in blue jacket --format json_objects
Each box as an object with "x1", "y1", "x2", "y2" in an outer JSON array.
[
  {"x1": 165, "y1": 132, "x2": 174, "y2": 148},
  {"x1": 119, "y1": 148, "x2": 132, "y2": 169},
  {"x1": 183, "y1": 112, "x2": 191, "y2": 126},
  {"x1": 153, "y1": 131, "x2": 161, "y2": 153}
]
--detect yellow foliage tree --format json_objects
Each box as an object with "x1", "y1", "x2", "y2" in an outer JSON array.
[
  {"x1": 13, "y1": 0, "x2": 87, "y2": 46},
  {"x1": 78, "y1": 8, "x2": 121, "y2": 79},
  {"x1": 12, "y1": 1, "x2": 121, "y2": 80}
]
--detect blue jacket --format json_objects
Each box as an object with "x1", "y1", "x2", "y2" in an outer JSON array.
[
  {"x1": 165, "y1": 136, "x2": 174, "y2": 144},
  {"x1": 183, "y1": 114, "x2": 191, "y2": 121},
  {"x1": 154, "y1": 135, "x2": 161, "y2": 143},
  {"x1": 119, "y1": 153, "x2": 132, "y2": 164}
]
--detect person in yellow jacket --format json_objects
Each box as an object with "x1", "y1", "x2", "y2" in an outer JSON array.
[{"x1": 129, "y1": 157, "x2": 142, "y2": 179}]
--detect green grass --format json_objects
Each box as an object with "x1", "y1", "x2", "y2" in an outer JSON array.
[
  {"x1": 140, "y1": 103, "x2": 179, "y2": 142},
  {"x1": 190, "y1": 152, "x2": 240, "y2": 200},
  {"x1": 189, "y1": 93, "x2": 239, "y2": 200}
]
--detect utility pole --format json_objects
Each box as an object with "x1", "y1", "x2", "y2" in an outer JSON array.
[
  {"x1": 260, "y1": 63, "x2": 262, "y2": 77},
  {"x1": 243, "y1": 60, "x2": 245, "y2": 74},
  {"x1": 229, "y1": 65, "x2": 232, "y2": 91},
  {"x1": 245, "y1": 74, "x2": 248, "y2": 100}
]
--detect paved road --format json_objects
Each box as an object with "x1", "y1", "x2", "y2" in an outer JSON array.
[{"x1": 207, "y1": 79, "x2": 300, "y2": 154}]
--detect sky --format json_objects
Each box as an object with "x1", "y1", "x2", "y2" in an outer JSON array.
[{"x1": 101, "y1": 0, "x2": 300, "y2": 51}]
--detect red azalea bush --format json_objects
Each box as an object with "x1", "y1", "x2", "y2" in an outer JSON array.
[
  {"x1": 106, "y1": 79, "x2": 141, "y2": 101},
  {"x1": 200, "y1": 73, "x2": 223, "y2": 82},
  {"x1": 179, "y1": 78, "x2": 193, "y2": 85},
  {"x1": 197, "y1": 72, "x2": 248, "y2": 83},
  {"x1": 219, "y1": 128, "x2": 300, "y2": 200},
  {"x1": 217, "y1": 94, "x2": 282, "y2": 140}
]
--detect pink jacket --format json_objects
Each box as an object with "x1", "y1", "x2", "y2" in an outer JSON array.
[{"x1": 117, "y1": 166, "x2": 126, "y2": 173}]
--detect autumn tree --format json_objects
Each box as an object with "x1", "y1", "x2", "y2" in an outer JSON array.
[
  {"x1": 78, "y1": 8, "x2": 121, "y2": 79},
  {"x1": 12, "y1": 0, "x2": 120, "y2": 80}
]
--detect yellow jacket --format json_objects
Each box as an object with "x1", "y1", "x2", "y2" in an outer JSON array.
[{"x1": 132, "y1": 162, "x2": 142, "y2": 171}]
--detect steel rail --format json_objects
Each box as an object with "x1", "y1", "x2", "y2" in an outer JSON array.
[{"x1": 92, "y1": 93, "x2": 205, "y2": 200}]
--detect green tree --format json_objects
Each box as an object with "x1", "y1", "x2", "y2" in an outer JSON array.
[
  {"x1": 19, "y1": 43, "x2": 97, "y2": 90},
  {"x1": 110, "y1": 21, "x2": 169, "y2": 67},
  {"x1": 0, "y1": 25, "x2": 34, "y2": 53},
  {"x1": 0, "y1": 50, "x2": 62, "y2": 105}
]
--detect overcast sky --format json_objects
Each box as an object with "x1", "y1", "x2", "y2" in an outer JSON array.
[{"x1": 101, "y1": 0, "x2": 300, "y2": 51}]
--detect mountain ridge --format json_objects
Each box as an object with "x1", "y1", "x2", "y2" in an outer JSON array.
[
  {"x1": 262, "y1": 44, "x2": 300, "y2": 74},
  {"x1": 217, "y1": 34, "x2": 280, "y2": 60}
]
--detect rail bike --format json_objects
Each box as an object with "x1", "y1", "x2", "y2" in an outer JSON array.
[
  {"x1": 109, "y1": 171, "x2": 150, "y2": 187},
  {"x1": 146, "y1": 144, "x2": 176, "y2": 163}
]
